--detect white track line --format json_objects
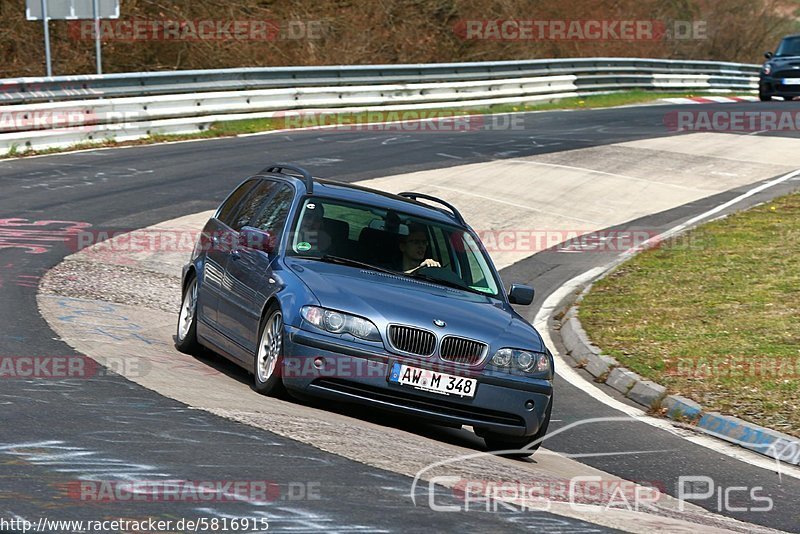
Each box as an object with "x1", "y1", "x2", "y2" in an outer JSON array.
[
  {"x1": 508, "y1": 159, "x2": 713, "y2": 193},
  {"x1": 397, "y1": 180, "x2": 603, "y2": 226},
  {"x1": 534, "y1": 167, "x2": 800, "y2": 479}
]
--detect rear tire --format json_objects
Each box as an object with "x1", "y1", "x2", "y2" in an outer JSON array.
[
  {"x1": 175, "y1": 275, "x2": 201, "y2": 354},
  {"x1": 253, "y1": 304, "x2": 286, "y2": 396},
  {"x1": 483, "y1": 400, "x2": 552, "y2": 458}
]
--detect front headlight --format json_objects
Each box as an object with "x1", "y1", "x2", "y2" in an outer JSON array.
[
  {"x1": 492, "y1": 348, "x2": 513, "y2": 367},
  {"x1": 301, "y1": 306, "x2": 381, "y2": 342},
  {"x1": 763, "y1": 63, "x2": 772, "y2": 75},
  {"x1": 490, "y1": 348, "x2": 551, "y2": 375}
]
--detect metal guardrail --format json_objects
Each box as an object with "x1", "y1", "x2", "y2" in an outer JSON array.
[
  {"x1": 0, "y1": 58, "x2": 760, "y2": 155},
  {"x1": 0, "y1": 58, "x2": 760, "y2": 104}
]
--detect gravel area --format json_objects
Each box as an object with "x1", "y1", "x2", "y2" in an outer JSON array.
[{"x1": 41, "y1": 257, "x2": 181, "y2": 314}]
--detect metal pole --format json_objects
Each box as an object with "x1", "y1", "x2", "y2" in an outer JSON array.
[
  {"x1": 40, "y1": 0, "x2": 52, "y2": 76},
  {"x1": 93, "y1": 0, "x2": 102, "y2": 74}
]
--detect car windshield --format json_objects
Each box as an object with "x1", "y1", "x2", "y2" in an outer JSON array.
[
  {"x1": 286, "y1": 197, "x2": 502, "y2": 298},
  {"x1": 775, "y1": 37, "x2": 800, "y2": 56}
]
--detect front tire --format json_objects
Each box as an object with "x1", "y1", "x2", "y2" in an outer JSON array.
[
  {"x1": 759, "y1": 92, "x2": 771, "y2": 102},
  {"x1": 254, "y1": 304, "x2": 286, "y2": 396},
  {"x1": 483, "y1": 400, "x2": 552, "y2": 458},
  {"x1": 175, "y1": 275, "x2": 200, "y2": 354}
]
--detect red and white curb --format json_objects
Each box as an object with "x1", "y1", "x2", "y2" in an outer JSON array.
[{"x1": 662, "y1": 96, "x2": 759, "y2": 104}]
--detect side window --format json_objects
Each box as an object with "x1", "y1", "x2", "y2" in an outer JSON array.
[
  {"x1": 252, "y1": 185, "x2": 294, "y2": 238},
  {"x1": 465, "y1": 247, "x2": 483, "y2": 285},
  {"x1": 459, "y1": 232, "x2": 499, "y2": 294},
  {"x1": 217, "y1": 180, "x2": 257, "y2": 228},
  {"x1": 231, "y1": 181, "x2": 277, "y2": 232},
  {"x1": 453, "y1": 233, "x2": 482, "y2": 285}
]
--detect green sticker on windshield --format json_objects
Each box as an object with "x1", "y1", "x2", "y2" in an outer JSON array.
[{"x1": 297, "y1": 242, "x2": 312, "y2": 252}]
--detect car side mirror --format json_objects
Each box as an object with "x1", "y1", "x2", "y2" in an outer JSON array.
[
  {"x1": 508, "y1": 283, "x2": 534, "y2": 305},
  {"x1": 765, "y1": 51, "x2": 773, "y2": 59},
  {"x1": 238, "y1": 226, "x2": 275, "y2": 254}
]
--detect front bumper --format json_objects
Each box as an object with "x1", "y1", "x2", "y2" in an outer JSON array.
[
  {"x1": 281, "y1": 326, "x2": 552, "y2": 438},
  {"x1": 760, "y1": 76, "x2": 800, "y2": 97}
]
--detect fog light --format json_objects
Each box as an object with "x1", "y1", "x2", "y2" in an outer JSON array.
[
  {"x1": 525, "y1": 400, "x2": 535, "y2": 411},
  {"x1": 313, "y1": 357, "x2": 325, "y2": 369}
]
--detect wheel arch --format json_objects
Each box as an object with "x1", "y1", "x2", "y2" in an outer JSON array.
[
  {"x1": 182, "y1": 265, "x2": 197, "y2": 295},
  {"x1": 260, "y1": 295, "x2": 283, "y2": 322}
]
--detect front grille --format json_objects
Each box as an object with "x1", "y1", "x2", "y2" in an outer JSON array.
[
  {"x1": 440, "y1": 336, "x2": 487, "y2": 365},
  {"x1": 775, "y1": 69, "x2": 800, "y2": 79},
  {"x1": 388, "y1": 325, "x2": 436, "y2": 356}
]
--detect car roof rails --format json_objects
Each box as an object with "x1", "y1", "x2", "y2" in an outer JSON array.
[
  {"x1": 398, "y1": 192, "x2": 466, "y2": 226},
  {"x1": 260, "y1": 163, "x2": 314, "y2": 194}
]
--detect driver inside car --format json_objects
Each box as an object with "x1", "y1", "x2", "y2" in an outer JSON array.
[{"x1": 397, "y1": 224, "x2": 441, "y2": 274}]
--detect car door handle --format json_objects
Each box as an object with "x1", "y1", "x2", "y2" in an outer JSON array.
[{"x1": 230, "y1": 249, "x2": 241, "y2": 260}]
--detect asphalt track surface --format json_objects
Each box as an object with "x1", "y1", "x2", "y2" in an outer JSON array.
[{"x1": 1, "y1": 103, "x2": 799, "y2": 533}]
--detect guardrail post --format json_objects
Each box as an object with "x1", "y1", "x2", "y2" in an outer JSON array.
[{"x1": 40, "y1": 0, "x2": 53, "y2": 77}]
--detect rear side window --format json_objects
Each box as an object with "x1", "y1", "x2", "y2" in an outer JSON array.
[
  {"x1": 231, "y1": 181, "x2": 279, "y2": 232},
  {"x1": 217, "y1": 180, "x2": 257, "y2": 228},
  {"x1": 252, "y1": 185, "x2": 294, "y2": 238}
]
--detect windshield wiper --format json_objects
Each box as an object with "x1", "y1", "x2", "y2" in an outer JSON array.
[
  {"x1": 302, "y1": 254, "x2": 397, "y2": 275},
  {"x1": 410, "y1": 272, "x2": 490, "y2": 296}
]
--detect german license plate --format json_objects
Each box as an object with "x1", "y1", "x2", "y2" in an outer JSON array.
[
  {"x1": 783, "y1": 78, "x2": 800, "y2": 85},
  {"x1": 388, "y1": 362, "x2": 477, "y2": 398}
]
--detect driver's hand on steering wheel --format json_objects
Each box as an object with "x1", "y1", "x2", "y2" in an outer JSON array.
[{"x1": 406, "y1": 258, "x2": 441, "y2": 274}]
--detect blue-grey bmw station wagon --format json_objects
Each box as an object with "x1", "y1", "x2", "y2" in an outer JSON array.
[{"x1": 177, "y1": 164, "x2": 554, "y2": 455}]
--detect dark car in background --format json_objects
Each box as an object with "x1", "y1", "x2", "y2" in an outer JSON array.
[
  {"x1": 760, "y1": 34, "x2": 800, "y2": 101},
  {"x1": 176, "y1": 164, "x2": 554, "y2": 455}
]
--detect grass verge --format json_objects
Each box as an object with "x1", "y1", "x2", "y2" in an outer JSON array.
[
  {"x1": 579, "y1": 192, "x2": 800, "y2": 437},
  {"x1": 1, "y1": 91, "x2": 746, "y2": 159}
]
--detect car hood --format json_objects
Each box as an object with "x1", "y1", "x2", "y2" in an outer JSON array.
[
  {"x1": 286, "y1": 258, "x2": 530, "y2": 346},
  {"x1": 768, "y1": 56, "x2": 800, "y2": 69}
]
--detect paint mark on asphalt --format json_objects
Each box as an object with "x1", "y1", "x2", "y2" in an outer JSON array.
[
  {"x1": 18, "y1": 166, "x2": 154, "y2": 191},
  {"x1": 293, "y1": 158, "x2": 343, "y2": 166},
  {"x1": 0, "y1": 219, "x2": 91, "y2": 254},
  {"x1": 0, "y1": 441, "x2": 170, "y2": 482},
  {"x1": 55, "y1": 298, "x2": 166, "y2": 346}
]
